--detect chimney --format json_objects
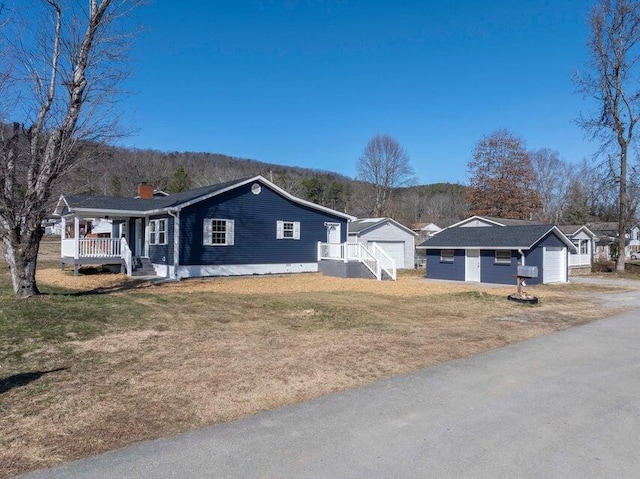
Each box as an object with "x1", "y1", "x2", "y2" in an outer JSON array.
[{"x1": 137, "y1": 182, "x2": 154, "y2": 199}]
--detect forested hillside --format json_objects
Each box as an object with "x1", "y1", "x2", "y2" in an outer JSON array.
[{"x1": 56, "y1": 146, "x2": 468, "y2": 226}]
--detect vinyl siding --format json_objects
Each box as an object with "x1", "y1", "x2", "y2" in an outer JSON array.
[
  {"x1": 148, "y1": 214, "x2": 173, "y2": 265},
  {"x1": 426, "y1": 249, "x2": 465, "y2": 281},
  {"x1": 179, "y1": 182, "x2": 347, "y2": 266},
  {"x1": 524, "y1": 232, "x2": 567, "y2": 285},
  {"x1": 480, "y1": 250, "x2": 518, "y2": 284},
  {"x1": 356, "y1": 221, "x2": 416, "y2": 269}
]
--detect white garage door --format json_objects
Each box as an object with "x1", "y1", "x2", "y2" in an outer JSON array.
[
  {"x1": 368, "y1": 241, "x2": 406, "y2": 269},
  {"x1": 544, "y1": 246, "x2": 566, "y2": 283}
]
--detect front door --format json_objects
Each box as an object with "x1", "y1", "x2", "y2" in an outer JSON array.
[
  {"x1": 466, "y1": 249, "x2": 481, "y2": 282},
  {"x1": 135, "y1": 219, "x2": 144, "y2": 257},
  {"x1": 326, "y1": 223, "x2": 341, "y2": 258}
]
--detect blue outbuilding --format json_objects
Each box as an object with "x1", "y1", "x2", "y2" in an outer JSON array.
[{"x1": 419, "y1": 217, "x2": 576, "y2": 285}]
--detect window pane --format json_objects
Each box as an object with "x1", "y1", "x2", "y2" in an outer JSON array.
[
  {"x1": 495, "y1": 251, "x2": 511, "y2": 263},
  {"x1": 211, "y1": 220, "x2": 227, "y2": 244},
  {"x1": 283, "y1": 222, "x2": 294, "y2": 238},
  {"x1": 441, "y1": 249, "x2": 454, "y2": 262}
]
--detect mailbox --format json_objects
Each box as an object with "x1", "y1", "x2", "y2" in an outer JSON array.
[{"x1": 517, "y1": 265, "x2": 538, "y2": 278}]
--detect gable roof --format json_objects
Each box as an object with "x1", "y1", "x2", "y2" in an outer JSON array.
[
  {"x1": 348, "y1": 217, "x2": 417, "y2": 236},
  {"x1": 557, "y1": 225, "x2": 597, "y2": 239},
  {"x1": 449, "y1": 215, "x2": 545, "y2": 228},
  {"x1": 54, "y1": 176, "x2": 356, "y2": 220},
  {"x1": 418, "y1": 224, "x2": 574, "y2": 250}
]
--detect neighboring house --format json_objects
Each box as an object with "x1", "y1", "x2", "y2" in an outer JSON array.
[
  {"x1": 411, "y1": 222, "x2": 442, "y2": 268},
  {"x1": 587, "y1": 222, "x2": 640, "y2": 259},
  {"x1": 348, "y1": 218, "x2": 417, "y2": 269},
  {"x1": 54, "y1": 176, "x2": 355, "y2": 278},
  {"x1": 419, "y1": 217, "x2": 575, "y2": 284},
  {"x1": 557, "y1": 225, "x2": 597, "y2": 273},
  {"x1": 411, "y1": 222, "x2": 443, "y2": 243},
  {"x1": 628, "y1": 223, "x2": 640, "y2": 258}
]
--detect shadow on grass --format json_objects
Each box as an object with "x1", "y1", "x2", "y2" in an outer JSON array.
[
  {"x1": 41, "y1": 278, "x2": 159, "y2": 297},
  {"x1": 0, "y1": 367, "x2": 67, "y2": 394}
]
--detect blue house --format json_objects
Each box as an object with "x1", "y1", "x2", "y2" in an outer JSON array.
[
  {"x1": 54, "y1": 176, "x2": 356, "y2": 279},
  {"x1": 418, "y1": 217, "x2": 575, "y2": 284}
]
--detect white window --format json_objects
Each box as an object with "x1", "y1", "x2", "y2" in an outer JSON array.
[
  {"x1": 203, "y1": 219, "x2": 234, "y2": 246},
  {"x1": 571, "y1": 240, "x2": 580, "y2": 254},
  {"x1": 276, "y1": 220, "x2": 300, "y2": 240},
  {"x1": 580, "y1": 241, "x2": 588, "y2": 255},
  {"x1": 149, "y1": 219, "x2": 167, "y2": 245},
  {"x1": 495, "y1": 250, "x2": 511, "y2": 264},
  {"x1": 120, "y1": 222, "x2": 127, "y2": 238},
  {"x1": 440, "y1": 249, "x2": 454, "y2": 262}
]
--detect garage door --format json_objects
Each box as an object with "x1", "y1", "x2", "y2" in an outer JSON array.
[
  {"x1": 543, "y1": 246, "x2": 566, "y2": 283},
  {"x1": 368, "y1": 241, "x2": 406, "y2": 269}
]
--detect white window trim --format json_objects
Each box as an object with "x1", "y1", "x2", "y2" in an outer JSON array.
[
  {"x1": 276, "y1": 220, "x2": 300, "y2": 240},
  {"x1": 149, "y1": 218, "x2": 167, "y2": 246},
  {"x1": 495, "y1": 250, "x2": 511, "y2": 264},
  {"x1": 440, "y1": 249, "x2": 454, "y2": 262},
  {"x1": 203, "y1": 218, "x2": 235, "y2": 246}
]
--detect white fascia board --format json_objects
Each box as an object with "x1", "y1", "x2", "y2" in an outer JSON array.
[
  {"x1": 447, "y1": 216, "x2": 505, "y2": 229},
  {"x1": 575, "y1": 225, "x2": 597, "y2": 239},
  {"x1": 69, "y1": 207, "x2": 149, "y2": 217},
  {"x1": 357, "y1": 218, "x2": 418, "y2": 237},
  {"x1": 530, "y1": 226, "x2": 576, "y2": 251},
  {"x1": 53, "y1": 195, "x2": 71, "y2": 216},
  {"x1": 175, "y1": 175, "x2": 356, "y2": 221}
]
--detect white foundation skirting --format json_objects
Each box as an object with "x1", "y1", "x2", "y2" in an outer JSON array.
[{"x1": 152, "y1": 262, "x2": 319, "y2": 279}]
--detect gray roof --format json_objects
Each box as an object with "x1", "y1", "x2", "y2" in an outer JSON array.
[
  {"x1": 348, "y1": 217, "x2": 417, "y2": 236},
  {"x1": 557, "y1": 225, "x2": 597, "y2": 238},
  {"x1": 480, "y1": 216, "x2": 545, "y2": 226},
  {"x1": 419, "y1": 224, "x2": 564, "y2": 249},
  {"x1": 56, "y1": 176, "x2": 355, "y2": 221},
  {"x1": 63, "y1": 178, "x2": 246, "y2": 213}
]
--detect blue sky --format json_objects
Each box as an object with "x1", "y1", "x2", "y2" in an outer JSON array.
[{"x1": 122, "y1": 0, "x2": 596, "y2": 185}]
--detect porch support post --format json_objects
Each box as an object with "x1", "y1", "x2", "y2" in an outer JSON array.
[{"x1": 73, "y1": 216, "x2": 80, "y2": 276}]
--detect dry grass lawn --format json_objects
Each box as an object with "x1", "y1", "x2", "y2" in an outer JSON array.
[{"x1": 0, "y1": 252, "x2": 634, "y2": 478}]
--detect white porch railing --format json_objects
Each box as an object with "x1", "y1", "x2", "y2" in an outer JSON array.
[
  {"x1": 569, "y1": 253, "x2": 591, "y2": 267},
  {"x1": 62, "y1": 238, "x2": 122, "y2": 258},
  {"x1": 317, "y1": 241, "x2": 396, "y2": 281},
  {"x1": 370, "y1": 242, "x2": 397, "y2": 280}
]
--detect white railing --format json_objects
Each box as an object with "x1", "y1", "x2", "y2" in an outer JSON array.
[
  {"x1": 121, "y1": 237, "x2": 133, "y2": 276},
  {"x1": 349, "y1": 242, "x2": 379, "y2": 279},
  {"x1": 370, "y1": 242, "x2": 397, "y2": 280},
  {"x1": 77, "y1": 238, "x2": 122, "y2": 257},
  {"x1": 61, "y1": 237, "x2": 123, "y2": 258},
  {"x1": 569, "y1": 253, "x2": 591, "y2": 267},
  {"x1": 317, "y1": 241, "x2": 396, "y2": 281}
]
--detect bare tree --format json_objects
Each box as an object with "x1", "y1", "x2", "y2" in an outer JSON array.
[
  {"x1": 530, "y1": 148, "x2": 571, "y2": 223},
  {"x1": 0, "y1": 0, "x2": 140, "y2": 298},
  {"x1": 575, "y1": 0, "x2": 640, "y2": 271},
  {"x1": 356, "y1": 134, "x2": 415, "y2": 217}
]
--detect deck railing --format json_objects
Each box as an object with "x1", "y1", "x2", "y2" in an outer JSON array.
[
  {"x1": 370, "y1": 242, "x2": 397, "y2": 280},
  {"x1": 317, "y1": 241, "x2": 395, "y2": 281},
  {"x1": 569, "y1": 253, "x2": 591, "y2": 267},
  {"x1": 62, "y1": 237, "x2": 122, "y2": 258}
]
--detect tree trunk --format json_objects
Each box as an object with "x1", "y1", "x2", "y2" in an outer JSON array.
[{"x1": 3, "y1": 226, "x2": 43, "y2": 298}]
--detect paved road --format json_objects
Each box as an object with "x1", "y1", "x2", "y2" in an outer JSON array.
[{"x1": 19, "y1": 285, "x2": 640, "y2": 479}]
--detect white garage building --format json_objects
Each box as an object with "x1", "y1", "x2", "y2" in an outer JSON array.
[{"x1": 348, "y1": 218, "x2": 417, "y2": 269}]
